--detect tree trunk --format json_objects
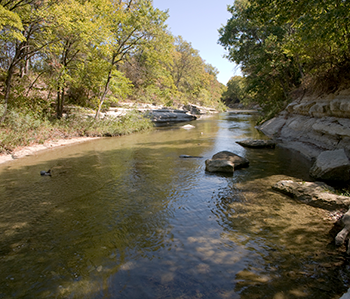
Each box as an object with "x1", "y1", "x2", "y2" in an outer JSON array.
[
  {"x1": 95, "y1": 70, "x2": 112, "y2": 119},
  {"x1": 56, "y1": 87, "x2": 65, "y2": 119},
  {"x1": 0, "y1": 62, "x2": 15, "y2": 123}
]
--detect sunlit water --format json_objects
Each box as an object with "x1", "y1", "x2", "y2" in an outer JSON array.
[{"x1": 0, "y1": 113, "x2": 349, "y2": 299}]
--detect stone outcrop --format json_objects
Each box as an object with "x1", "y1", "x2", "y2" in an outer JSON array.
[
  {"x1": 205, "y1": 151, "x2": 249, "y2": 173},
  {"x1": 272, "y1": 180, "x2": 350, "y2": 210},
  {"x1": 258, "y1": 89, "x2": 350, "y2": 182},
  {"x1": 258, "y1": 89, "x2": 350, "y2": 160},
  {"x1": 236, "y1": 139, "x2": 276, "y2": 149}
]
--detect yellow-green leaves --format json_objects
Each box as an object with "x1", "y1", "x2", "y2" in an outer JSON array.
[{"x1": 0, "y1": 4, "x2": 25, "y2": 41}]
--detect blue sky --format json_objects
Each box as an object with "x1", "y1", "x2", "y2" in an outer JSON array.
[{"x1": 153, "y1": 0, "x2": 242, "y2": 85}]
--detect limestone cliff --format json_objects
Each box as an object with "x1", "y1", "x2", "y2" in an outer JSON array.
[{"x1": 258, "y1": 89, "x2": 350, "y2": 161}]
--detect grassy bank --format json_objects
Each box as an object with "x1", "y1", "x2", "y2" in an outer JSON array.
[{"x1": 0, "y1": 109, "x2": 153, "y2": 154}]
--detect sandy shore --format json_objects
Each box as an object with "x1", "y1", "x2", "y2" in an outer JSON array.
[{"x1": 0, "y1": 137, "x2": 100, "y2": 165}]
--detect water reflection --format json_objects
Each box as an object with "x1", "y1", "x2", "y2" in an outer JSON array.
[{"x1": 0, "y1": 113, "x2": 349, "y2": 298}]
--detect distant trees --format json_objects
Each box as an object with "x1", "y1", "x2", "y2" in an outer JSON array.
[
  {"x1": 0, "y1": 0, "x2": 224, "y2": 123},
  {"x1": 219, "y1": 0, "x2": 350, "y2": 112}
]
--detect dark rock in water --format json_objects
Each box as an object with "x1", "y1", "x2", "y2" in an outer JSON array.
[
  {"x1": 205, "y1": 151, "x2": 249, "y2": 173},
  {"x1": 179, "y1": 155, "x2": 203, "y2": 158},
  {"x1": 236, "y1": 139, "x2": 276, "y2": 149},
  {"x1": 40, "y1": 169, "x2": 51, "y2": 176}
]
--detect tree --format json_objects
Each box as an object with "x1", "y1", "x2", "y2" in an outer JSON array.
[
  {"x1": 94, "y1": 0, "x2": 169, "y2": 119},
  {"x1": 46, "y1": 0, "x2": 104, "y2": 118},
  {"x1": 0, "y1": 0, "x2": 51, "y2": 122}
]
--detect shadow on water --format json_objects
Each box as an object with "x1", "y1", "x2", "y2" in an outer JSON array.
[{"x1": 0, "y1": 113, "x2": 349, "y2": 298}]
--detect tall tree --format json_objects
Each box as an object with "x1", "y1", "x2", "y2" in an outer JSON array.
[
  {"x1": 94, "y1": 0, "x2": 169, "y2": 119},
  {"x1": 0, "y1": 0, "x2": 51, "y2": 122}
]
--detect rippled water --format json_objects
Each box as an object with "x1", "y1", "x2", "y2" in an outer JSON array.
[{"x1": 0, "y1": 113, "x2": 349, "y2": 299}]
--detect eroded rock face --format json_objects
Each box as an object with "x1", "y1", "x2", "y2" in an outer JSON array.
[
  {"x1": 205, "y1": 151, "x2": 249, "y2": 173},
  {"x1": 309, "y1": 149, "x2": 350, "y2": 182},
  {"x1": 258, "y1": 89, "x2": 350, "y2": 161},
  {"x1": 258, "y1": 89, "x2": 350, "y2": 183}
]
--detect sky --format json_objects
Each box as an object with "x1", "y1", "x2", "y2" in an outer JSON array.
[{"x1": 152, "y1": 0, "x2": 242, "y2": 85}]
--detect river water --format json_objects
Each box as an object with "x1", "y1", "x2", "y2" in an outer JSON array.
[{"x1": 0, "y1": 112, "x2": 349, "y2": 299}]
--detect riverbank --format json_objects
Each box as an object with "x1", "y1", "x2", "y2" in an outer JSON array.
[{"x1": 0, "y1": 136, "x2": 100, "y2": 164}]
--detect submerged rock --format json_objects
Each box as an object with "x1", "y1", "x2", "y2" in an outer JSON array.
[
  {"x1": 272, "y1": 180, "x2": 350, "y2": 210},
  {"x1": 236, "y1": 139, "x2": 276, "y2": 149},
  {"x1": 309, "y1": 149, "x2": 350, "y2": 182},
  {"x1": 205, "y1": 151, "x2": 249, "y2": 173},
  {"x1": 179, "y1": 155, "x2": 203, "y2": 158}
]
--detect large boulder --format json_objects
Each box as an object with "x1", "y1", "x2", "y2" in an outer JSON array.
[
  {"x1": 205, "y1": 151, "x2": 249, "y2": 173},
  {"x1": 309, "y1": 149, "x2": 350, "y2": 182}
]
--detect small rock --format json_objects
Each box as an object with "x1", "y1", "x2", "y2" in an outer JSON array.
[
  {"x1": 205, "y1": 151, "x2": 249, "y2": 173},
  {"x1": 205, "y1": 159, "x2": 235, "y2": 173}
]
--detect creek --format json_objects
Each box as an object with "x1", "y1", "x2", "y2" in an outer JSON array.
[{"x1": 0, "y1": 112, "x2": 349, "y2": 298}]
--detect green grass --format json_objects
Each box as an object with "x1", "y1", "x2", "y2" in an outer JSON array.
[{"x1": 0, "y1": 109, "x2": 153, "y2": 154}]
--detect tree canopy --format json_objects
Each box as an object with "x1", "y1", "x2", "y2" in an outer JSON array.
[
  {"x1": 219, "y1": 0, "x2": 350, "y2": 113},
  {"x1": 0, "y1": 0, "x2": 225, "y2": 122}
]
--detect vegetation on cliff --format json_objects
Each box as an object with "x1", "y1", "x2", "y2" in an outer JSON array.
[{"x1": 219, "y1": 0, "x2": 350, "y2": 117}]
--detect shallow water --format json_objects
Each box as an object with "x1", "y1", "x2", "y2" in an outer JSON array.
[{"x1": 0, "y1": 113, "x2": 349, "y2": 299}]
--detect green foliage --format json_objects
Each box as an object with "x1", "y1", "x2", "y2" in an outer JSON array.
[
  {"x1": 221, "y1": 76, "x2": 245, "y2": 105},
  {"x1": 0, "y1": 109, "x2": 153, "y2": 153},
  {"x1": 219, "y1": 0, "x2": 350, "y2": 116},
  {"x1": 0, "y1": 4, "x2": 25, "y2": 41},
  {"x1": 0, "y1": 0, "x2": 226, "y2": 151}
]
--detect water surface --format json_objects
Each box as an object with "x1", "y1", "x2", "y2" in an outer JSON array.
[{"x1": 0, "y1": 113, "x2": 349, "y2": 299}]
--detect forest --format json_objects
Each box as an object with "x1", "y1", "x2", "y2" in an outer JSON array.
[
  {"x1": 220, "y1": 0, "x2": 350, "y2": 119},
  {"x1": 0, "y1": 0, "x2": 225, "y2": 152}
]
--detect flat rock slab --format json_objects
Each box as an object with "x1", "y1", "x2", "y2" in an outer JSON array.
[
  {"x1": 236, "y1": 139, "x2": 276, "y2": 149},
  {"x1": 147, "y1": 109, "x2": 197, "y2": 123},
  {"x1": 205, "y1": 151, "x2": 249, "y2": 173},
  {"x1": 309, "y1": 149, "x2": 350, "y2": 182},
  {"x1": 272, "y1": 180, "x2": 350, "y2": 210}
]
